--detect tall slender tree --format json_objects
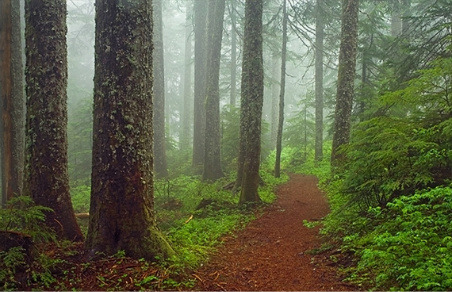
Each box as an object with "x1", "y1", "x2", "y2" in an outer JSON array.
[
  {"x1": 274, "y1": 0, "x2": 287, "y2": 178},
  {"x1": 238, "y1": 0, "x2": 264, "y2": 204},
  {"x1": 0, "y1": 0, "x2": 24, "y2": 206},
  {"x1": 331, "y1": 0, "x2": 359, "y2": 166},
  {"x1": 192, "y1": 0, "x2": 208, "y2": 170},
  {"x1": 180, "y1": 3, "x2": 193, "y2": 149},
  {"x1": 24, "y1": 0, "x2": 82, "y2": 241},
  {"x1": 315, "y1": 0, "x2": 325, "y2": 163},
  {"x1": 229, "y1": 0, "x2": 238, "y2": 106},
  {"x1": 203, "y1": 0, "x2": 226, "y2": 181},
  {"x1": 270, "y1": 53, "x2": 281, "y2": 149},
  {"x1": 391, "y1": 0, "x2": 402, "y2": 37},
  {"x1": 153, "y1": 0, "x2": 168, "y2": 178},
  {"x1": 86, "y1": 0, "x2": 174, "y2": 260}
]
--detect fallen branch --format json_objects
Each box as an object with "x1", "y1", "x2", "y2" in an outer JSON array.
[{"x1": 75, "y1": 213, "x2": 90, "y2": 219}]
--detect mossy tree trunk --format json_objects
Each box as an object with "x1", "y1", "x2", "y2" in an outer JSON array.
[
  {"x1": 238, "y1": 0, "x2": 264, "y2": 204},
  {"x1": 153, "y1": 0, "x2": 168, "y2": 178},
  {"x1": 0, "y1": 0, "x2": 25, "y2": 206},
  {"x1": 24, "y1": 0, "x2": 82, "y2": 241},
  {"x1": 274, "y1": 0, "x2": 287, "y2": 179},
  {"x1": 86, "y1": 0, "x2": 174, "y2": 260},
  {"x1": 192, "y1": 0, "x2": 208, "y2": 171},
  {"x1": 331, "y1": 0, "x2": 359, "y2": 167},
  {"x1": 314, "y1": 0, "x2": 325, "y2": 163},
  {"x1": 203, "y1": 0, "x2": 225, "y2": 181}
]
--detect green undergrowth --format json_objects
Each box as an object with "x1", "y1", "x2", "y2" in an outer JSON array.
[
  {"x1": 300, "y1": 159, "x2": 452, "y2": 291},
  {"x1": 1, "y1": 168, "x2": 286, "y2": 290},
  {"x1": 68, "y1": 168, "x2": 287, "y2": 289},
  {"x1": 349, "y1": 186, "x2": 452, "y2": 290},
  {"x1": 302, "y1": 54, "x2": 452, "y2": 291},
  {"x1": 152, "y1": 171, "x2": 287, "y2": 279},
  {"x1": 0, "y1": 197, "x2": 61, "y2": 290}
]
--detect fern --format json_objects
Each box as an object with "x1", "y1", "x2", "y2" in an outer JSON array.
[{"x1": 0, "y1": 196, "x2": 56, "y2": 243}]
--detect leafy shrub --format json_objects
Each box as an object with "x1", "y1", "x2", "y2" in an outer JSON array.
[
  {"x1": 353, "y1": 187, "x2": 452, "y2": 291},
  {"x1": 318, "y1": 54, "x2": 452, "y2": 291},
  {"x1": 341, "y1": 116, "x2": 451, "y2": 209}
]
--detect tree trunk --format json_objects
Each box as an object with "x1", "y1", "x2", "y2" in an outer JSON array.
[
  {"x1": 153, "y1": 0, "x2": 168, "y2": 178},
  {"x1": 331, "y1": 0, "x2": 359, "y2": 166},
  {"x1": 86, "y1": 0, "x2": 174, "y2": 260},
  {"x1": 314, "y1": 0, "x2": 325, "y2": 163},
  {"x1": 391, "y1": 0, "x2": 402, "y2": 37},
  {"x1": 203, "y1": 0, "x2": 226, "y2": 181},
  {"x1": 270, "y1": 53, "x2": 280, "y2": 149},
  {"x1": 274, "y1": 0, "x2": 287, "y2": 178},
  {"x1": 192, "y1": 0, "x2": 208, "y2": 171},
  {"x1": 239, "y1": 0, "x2": 264, "y2": 204},
  {"x1": 24, "y1": 0, "x2": 82, "y2": 241},
  {"x1": 229, "y1": 0, "x2": 237, "y2": 106},
  {"x1": 401, "y1": 0, "x2": 411, "y2": 37},
  {"x1": 0, "y1": 0, "x2": 25, "y2": 206},
  {"x1": 180, "y1": 3, "x2": 193, "y2": 149}
]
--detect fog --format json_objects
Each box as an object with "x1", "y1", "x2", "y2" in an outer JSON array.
[{"x1": 64, "y1": 0, "x2": 336, "y2": 183}]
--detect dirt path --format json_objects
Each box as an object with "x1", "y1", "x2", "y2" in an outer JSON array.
[{"x1": 194, "y1": 174, "x2": 355, "y2": 291}]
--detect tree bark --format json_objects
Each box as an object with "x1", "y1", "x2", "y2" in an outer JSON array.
[
  {"x1": 331, "y1": 0, "x2": 359, "y2": 166},
  {"x1": 153, "y1": 0, "x2": 168, "y2": 178},
  {"x1": 24, "y1": 0, "x2": 82, "y2": 241},
  {"x1": 86, "y1": 0, "x2": 174, "y2": 260},
  {"x1": 274, "y1": 0, "x2": 287, "y2": 178},
  {"x1": 0, "y1": 0, "x2": 25, "y2": 206},
  {"x1": 192, "y1": 0, "x2": 208, "y2": 171},
  {"x1": 203, "y1": 0, "x2": 226, "y2": 181},
  {"x1": 239, "y1": 0, "x2": 264, "y2": 204},
  {"x1": 314, "y1": 0, "x2": 325, "y2": 163}
]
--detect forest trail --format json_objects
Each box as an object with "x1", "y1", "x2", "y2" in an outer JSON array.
[{"x1": 194, "y1": 174, "x2": 355, "y2": 291}]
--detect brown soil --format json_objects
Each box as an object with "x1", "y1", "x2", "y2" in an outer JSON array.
[{"x1": 193, "y1": 174, "x2": 356, "y2": 291}]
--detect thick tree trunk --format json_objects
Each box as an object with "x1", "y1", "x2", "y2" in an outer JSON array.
[
  {"x1": 314, "y1": 0, "x2": 324, "y2": 163},
  {"x1": 180, "y1": 4, "x2": 193, "y2": 149},
  {"x1": 239, "y1": 0, "x2": 264, "y2": 204},
  {"x1": 274, "y1": 0, "x2": 287, "y2": 178},
  {"x1": 192, "y1": 0, "x2": 208, "y2": 171},
  {"x1": 0, "y1": 0, "x2": 25, "y2": 206},
  {"x1": 203, "y1": 0, "x2": 226, "y2": 181},
  {"x1": 24, "y1": 0, "x2": 82, "y2": 241},
  {"x1": 153, "y1": 0, "x2": 168, "y2": 178},
  {"x1": 86, "y1": 0, "x2": 174, "y2": 260},
  {"x1": 331, "y1": 0, "x2": 359, "y2": 166}
]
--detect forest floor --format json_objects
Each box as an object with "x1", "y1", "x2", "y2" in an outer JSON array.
[
  {"x1": 193, "y1": 174, "x2": 357, "y2": 291},
  {"x1": 18, "y1": 174, "x2": 358, "y2": 291}
]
